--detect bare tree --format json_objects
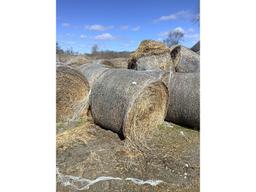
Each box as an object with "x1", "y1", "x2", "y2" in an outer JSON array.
[
  {"x1": 56, "y1": 42, "x2": 64, "y2": 54},
  {"x1": 163, "y1": 29, "x2": 184, "y2": 47},
  {"x1": 91, "y1": 44, "x2": 99, "y2": 54}
]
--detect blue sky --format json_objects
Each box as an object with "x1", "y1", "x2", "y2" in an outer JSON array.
[{"x1": 57, "y1": 0, "x2": 199, "y2": 53}]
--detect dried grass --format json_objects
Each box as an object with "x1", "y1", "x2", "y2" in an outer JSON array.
[
  {"x1": 128, "y1": 40, "x2": 173, "y2": 71},
  {"x1": 56, "y1": 66, "x2": 90, "y2": 123}
]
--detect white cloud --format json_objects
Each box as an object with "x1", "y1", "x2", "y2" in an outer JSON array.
[
  {"x1": 158, "y1": 27, "x2": 199, "y2": 41},
  {"x1": 85, "y1": 24, "x2": 114, "y2": 31},
  {"x1": 119, "y1": 25, "x2": 129, "y2": 30},
  {"x1": 62, "y1": 23, "x2": 70, "y2": 27},
  {"x1": 154, "y1": 10, "x2": 195, "y2": 22},
  {"x1": 80, "y1": 34, "x2": 87, "y2": 39},
  {"x1": 94, "y1": 33, "x2": 115, "y2": 40},
  {"x1": 131, "y1": 26, "x2": 140, "y2": 31}
]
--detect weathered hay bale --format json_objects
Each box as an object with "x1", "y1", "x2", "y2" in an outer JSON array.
[
  {"x1": 191, "y1": 41, "x2": 200, "y2": 53},
  {"x1": 128, "y1": 40, "x2": 173, "y2": 72},
  {"x1": 166, "y1": 72, "x2": 200, "y2": 129},
  {"x1": 90, "y1": 69, "x2": 168, "y2": 140},
  {"x1": 56, "y1": 66, "x2": 90, "y2": 123},
  {"x1": 78, "y1": 64, "x2": 109, "y2": 87},
  {"x1": 137, "y1": 70, "x2": 170, "y2": 87},
  {"x1": 170, "y1": 45, "x2": 200, "y2": 72}
]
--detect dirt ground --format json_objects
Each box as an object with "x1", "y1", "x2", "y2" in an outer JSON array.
[{"x1": 56, "y1": 120, "x2": 199, "y2": 192}]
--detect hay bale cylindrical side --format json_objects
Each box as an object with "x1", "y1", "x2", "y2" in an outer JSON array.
[
  {"x1": 170, "y1": 45, "x2": 200, "y2": 72},
  {"x1": 90, "y1": 69, "x2": 168, "y2": 140},
  {"x1": 128, "y1": 40, "x2": 174, "y2": 72},
  {"x1": 136, "y1": 70, "x2": 170, "y2": 87},
  {"x1": 166, "y1": 72, "x2": 200, "y2": 129},
  {"x1": 56, "y1": 66, "x2": 90, "y2": 123},
  {"x1": 78, "y1": 64, "x2": 109, "y2": 87}
]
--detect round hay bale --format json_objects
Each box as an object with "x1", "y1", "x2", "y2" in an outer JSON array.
[
  {"x1": 170, "y1": 45, "x2": 200, "y2": 72},
  {"x1": 137, "y1": 70, "x2": 170, "y2": 87},
  {"x1": 56, "y1": 66, "x2": 90, "y2": 123},
  {"x1": 90, "y1": 69, "x2": 168, "y2": 141},
  {"x1": 78, "y1": 64, "x2": 109, "y2": 87},
  {"x1": 128, "y1": 40, "x2": 173, "y2": 72},
  {"x1": 166, "y1": 72, "x2": 200, "y2": 129}
]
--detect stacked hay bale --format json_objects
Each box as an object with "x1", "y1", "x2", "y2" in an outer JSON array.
[
  {"x1": 128, "y1": 40, "x2": 174, "y2": 72},
  {"x1": 166, "y1": 72, "x2": 200, "y2": 129},
  {"x1": 126, "y1": 40, "x2": 200, "y2": 129},
  {"x1": 56, "y1": 66, "x2": 90, "y2": 124},
  {"x1": 170, "y1": 45, "x2": 200, "y2": 72},
  {"x1": 90, "y1": 69, "x2": 168, "y2": 142}
]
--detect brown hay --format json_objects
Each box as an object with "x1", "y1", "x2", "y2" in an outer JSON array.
[
  {"x1": 78, "y1": 64, "x2": 109, "y2": 87},
  {"x1": 90, "y1": 69, "x2": 168, "y2": 142},
  {"x1": 56, "y1": 66, "x2": 90, "y2": 123},
  {"x1": 131, "y1": 40, "x2": 170, "y2": 59},
  {"x1": 166, "y1": 72, "x2": 200, "y2": 129},
  {"x1": 170, "y1": 45, "x2": 200, "y2": 72},
  {"x1": 100, "y1": 60, "x2": 115, "y2": 68},
  {"x1": 128, "y1": 40, "x2": 173, "y2": 71},
  {"x1": 101, "y1": 58, "x2": 129, "y2": 69}
]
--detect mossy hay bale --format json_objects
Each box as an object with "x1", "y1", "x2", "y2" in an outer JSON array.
[
  {"x1": 128, "y1": 40, "x2": 173, "y2": 72},
  {"x1": 90, "y1": 69, "x2": 168, "y2": 140},
  {"x1": 166, "y1": 72, "x2": 200, "y2": 129},
  {"x1": 56, "y1": 66, "x2": 90, "y2": 123},
  {"x1": 78, "y1": 64, "x2": 109, "y2": 87},
  {"x1": 170, "y1": 45, "x2": 200, "y2": 72}
]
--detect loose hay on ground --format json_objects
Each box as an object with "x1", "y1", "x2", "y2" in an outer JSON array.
[
  {"x1": 166, "y1": 72, "x2": 200, "y2": 129},
  {"x1": 90, "y1": 69, "x2": 168, "y2": 142},
  {"x1": 56, "y1": 66, "x2": 90, "y2": 124},
  {"x1": 170, "y1": 45, "x2": 200, "y2": 72}
]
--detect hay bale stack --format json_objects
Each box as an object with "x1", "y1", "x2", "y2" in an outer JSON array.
[
  {"x1": 128, "y1": 40, "x2": 173, "y2": 72},
  {"x1": 170, "y1": 45, "x2": 200, "y2": 72},
  {"x1": 90, "y1": 69, "x2": 168, "y2": 140},
  {"x1": 56, "y1": 66, "x2": 90, "y2": 123},
  {"x1": 166, "y1": 72, "x2": 200, "y2": 129},
  {"x1": 78, "y1": 64, "x2": 109, "y2": 87}
]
